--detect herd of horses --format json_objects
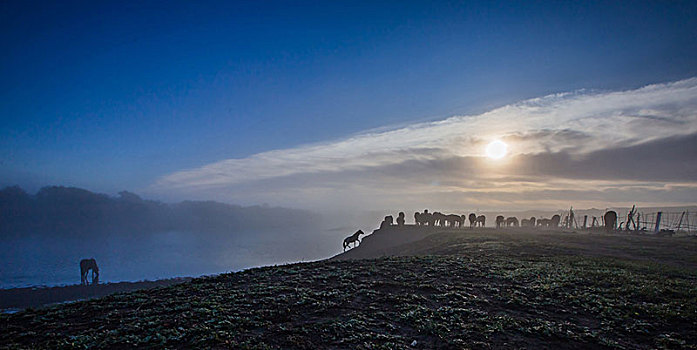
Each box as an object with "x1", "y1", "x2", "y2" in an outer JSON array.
[
  {"x1": 410, "y1": 210, "x2": 568, "y2": 229},
  {"x1": 343, "y1": 210, "x2": 621, "y2": 251},
  {"x1": 410, "y1": 209, "x2": 619, "y2": 230}
]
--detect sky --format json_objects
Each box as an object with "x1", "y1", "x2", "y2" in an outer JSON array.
[{"x1": 2, "y1": 0, "x2": 697, "y2": 212}]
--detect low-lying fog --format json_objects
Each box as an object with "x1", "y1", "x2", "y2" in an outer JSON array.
[
  {"x1": 0, "y1": 186, "x2": 373, "y2": 288},
  {"x1": 0, "y1": 229, "x2": 341, "y2": 288},
  {"x1": 2, "y1": 186, "x2": 694, "y2": 289}
]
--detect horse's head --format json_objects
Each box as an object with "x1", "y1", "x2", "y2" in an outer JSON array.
[{"x1": 356, "y1": 230, "x2": 364, "y2": 236}]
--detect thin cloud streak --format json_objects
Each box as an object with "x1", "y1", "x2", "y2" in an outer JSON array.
[{"x1": 153, "y1": 78, "x2": 697, "y2": 210}]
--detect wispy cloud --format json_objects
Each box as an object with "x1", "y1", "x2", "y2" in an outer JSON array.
[{"x1": 153, "y1": 78, "x2": 697, "y2": 210}]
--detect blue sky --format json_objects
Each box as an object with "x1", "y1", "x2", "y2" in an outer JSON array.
[{"x1": 2, "y1": 1, "x2": 697, "y2": 209}]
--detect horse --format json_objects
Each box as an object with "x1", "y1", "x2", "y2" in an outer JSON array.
[
  {"x1": 416, "y1": 210, "x2": 434, "y2": 226},
  {"x1": 550, "y1": 214, "x2": 561, "y2": 227},
  {"x1": 343, "y1": 230, "x2": 365, "y2": 251},
  {"x1": 495, "y1": 215, "x2": 505, "y2": 229},
  {"x1": 445, "y1": 214, "x2": 463, "y2": 228},
  {"x1": 432, "y1": 212, "x2": 447, "y2": 227},
  {"x1": 475, "y1": 215, "x2": 486, "y2": 227},
  {"x1": 604, "y1": 211, "x2": 617, "y2": 233},
  {"x1": 80, "y1": 258, "x2": 99, "y2": 285},
  {"x1": 529, "y1": 217, "x2": 536, "y2": 227},
  {"x1": 380, "y1": 215, "x2": 394, "y2": 229},
  {"x1": 468, "y1": 213, "x2": 477, "y2": 228},
  {"x1": 396, "y1": 212, "x2": 405, "y2": 226},
  {"x1": 505, "y1": 217, "x2": 519, "y2": 227},
  {"x1": 414, "y1": 211, "x2": 423, "y2": 225}
]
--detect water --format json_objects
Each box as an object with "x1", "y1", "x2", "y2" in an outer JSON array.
[{"x1": 0, "y1": 229, "x2": 341, "y2": 289}]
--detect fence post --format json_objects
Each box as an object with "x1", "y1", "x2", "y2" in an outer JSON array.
[{"x1": 654, "y1": 212, "x2": 662, "y2": 233}]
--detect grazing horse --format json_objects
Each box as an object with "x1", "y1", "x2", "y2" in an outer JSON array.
[
  {"x1": 495, "y1": 215, "x2": 505, "y2": 228},
  {"x1": 475, "y1": 215, "x2": 486, "y2": 227},
  {"x1": 529, "y1": 217, "x2": 536, "y2": 227},
  {"x1": 521, "y1": 217, "x2": 536, "y2": 227},
  {"x1": 505, "y1": 217, "x2": 519, "y2": 227},
  {"x1": 468, "y1": 213, "x2": 477, "y2": 228},
  {"x1": 380, "y1": 215, "x2": 394, "y2": 229},
  {"x1": 550, "y1": 214, "x2": 561, "y2": 227},
  {"x1": 432, "y1": 212, "x2": 447, "y2": 227},
  {"x1": 414, "y1": 211, "x2": 423, "y2": 225},
  {"x1": 343, "y1": 230, "x2": 365, "y2": 251},
  {"x1": 415, "y1": 210, "x2": 430, "y2": 226},
  {"x1": 80, "y1": 258, "x2": 99, "y2": 285},
  {"x1": 604, "y1": 211, "x2": 617, "y2": 233},
  {"x1": 445, "y1": 214, "x2": 463, "y2": 228}
]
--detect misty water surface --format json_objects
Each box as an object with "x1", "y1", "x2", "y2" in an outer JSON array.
[{"x1": 0, "y1": 229, "x2": 341, "y2": 289}]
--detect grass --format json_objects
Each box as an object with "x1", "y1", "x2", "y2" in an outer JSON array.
[{"x1": 2, "y1": 229, "x2": 696, "y2": 349}]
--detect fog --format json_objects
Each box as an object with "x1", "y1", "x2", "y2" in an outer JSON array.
[
  {"x1": 0, "y1": 186, "x2": 370, "y2": 288},
  {"x1": 2, "y1": 185, "x2": 695, "y2": 289}
]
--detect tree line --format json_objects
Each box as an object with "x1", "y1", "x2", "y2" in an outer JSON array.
[{"x1": 0, "y1": 185, "x2": 317, "y2": 238}]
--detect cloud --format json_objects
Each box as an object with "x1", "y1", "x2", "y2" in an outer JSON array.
[{"x1": 153, "y1": 78, "x2": 697, "y2": 210}]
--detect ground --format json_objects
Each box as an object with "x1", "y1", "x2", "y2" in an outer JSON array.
[{"x1": 1, "y1": 227, "x2": 696, "y2": 349}]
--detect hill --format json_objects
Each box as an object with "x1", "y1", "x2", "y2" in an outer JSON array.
[{"x1": 2, "y1": 226, "x2": 696, "y2": 349}]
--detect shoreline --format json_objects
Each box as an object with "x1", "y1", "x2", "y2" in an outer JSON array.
[{"x1": 0, "y1": 277, "x2": 192, "y2": 311}]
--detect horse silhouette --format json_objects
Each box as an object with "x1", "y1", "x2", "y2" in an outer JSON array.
[
  {"x1": 550, "y1": 214, "x2": 561, "y2": 227},
  {"x1": 396, "y1": 212, "x2": 405, "y2": 226},
  {"x1": 521, "y1": 217, "x2": 536, "y2": 227},
  {"x1": 495, "y1": 215, "x2": 505, "y2": 228},
  {"x1": 468, "y1": 213, "x2": 477, "y2": 228},
  {"x1": 343, "y1": 230, "x2": 365, "y2": 251},
  {"x1": 604, "y1": 211, "x2": 617, "y2": 232},
  {"x1": 380, "y1": 215, "x2": 394, "y2": 229},
  {"x1": 415, "y1": 209, "x2": 432, "y2": 226},
  {"x1": 80, "y1": 258, "x2": 99, "y2": 285},
  {"x1": 505, "y1": 217, "x2": 519, "y2": 227},
  {"x1": 445, "y1": 214, "x2": 463, "y2": 228},
  {"x1": 432, "y1": 212, "x2": 447, "y2": 227},
  {"x1": 475, "y1": 215, "x2": 486, "y2": 227}
]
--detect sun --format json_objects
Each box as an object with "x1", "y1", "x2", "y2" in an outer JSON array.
[{"x1": 485, "y1": 140, "x2": 508, "y2": 159}]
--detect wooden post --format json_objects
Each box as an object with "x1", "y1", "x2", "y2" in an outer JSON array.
[
  {"x1": 677, "y1": 211, "x2": 685, "y2": 233},
  {"x1": 583, "y1": 215, "x2": 588, "y2": 229},
  {"x1": 654, "y1": 212, "x2": 662, "y2": 233}
]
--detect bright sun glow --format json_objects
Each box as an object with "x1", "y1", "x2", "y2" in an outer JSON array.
[{"x1": 485, "y1": 140, "x2": 508, "y2": 159}]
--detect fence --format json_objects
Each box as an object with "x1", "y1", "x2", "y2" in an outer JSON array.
[{"x1": 566, "y1": 209, "x2": 696, "y2": 235}]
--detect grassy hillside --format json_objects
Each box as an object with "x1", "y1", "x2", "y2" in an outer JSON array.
[{"x1": 2, "y1": 228, "x2": 696, "y2": 349}]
